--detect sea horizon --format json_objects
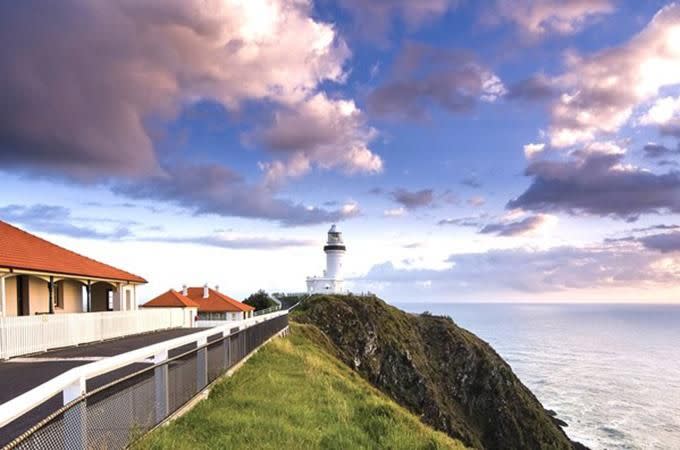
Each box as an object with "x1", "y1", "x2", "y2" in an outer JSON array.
[{"x1": 396, "y1": 302, "x2": 680, "y2": 450}]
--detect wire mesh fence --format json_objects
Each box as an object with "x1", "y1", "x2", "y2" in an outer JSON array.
[{"x1": 4, "y1": 314, "x2": 289, "y2": 450}]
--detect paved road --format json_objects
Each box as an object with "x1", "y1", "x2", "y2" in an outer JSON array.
[{"x1": 0, "y1": 327, "x2": 208, "y2": 446}]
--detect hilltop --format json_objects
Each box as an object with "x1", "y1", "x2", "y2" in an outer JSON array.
[
  {"x1": 136, "y1": 322, "x2": 466, "y2": 449},
  {"x1": 293, "y1": 294, "x2": 584, "y2": 450}
]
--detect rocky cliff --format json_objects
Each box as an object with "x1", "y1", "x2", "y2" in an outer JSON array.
[{"x1": 293, "y1": 294, "x2": 585, "y2": 450}]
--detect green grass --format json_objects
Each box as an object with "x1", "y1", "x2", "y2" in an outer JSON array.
[{"x1": 135, "y1": 323, "x2": 466, "y2": 450}]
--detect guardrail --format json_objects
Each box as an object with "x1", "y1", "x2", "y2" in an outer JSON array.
[
  {"x1": 0, "y1": 310, "x2": 289, "y2": 449},
  {"x1": 0, "y1": 308, "x2": 193, "y2": 360},
  {"x1": 253, "y1": 305, "x2": 281, "y2": 317}
]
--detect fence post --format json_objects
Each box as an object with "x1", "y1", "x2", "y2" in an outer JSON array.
[
  {"x1": 63, "y1": 377, "x2": 87, "y2": 450},
  {"x1": 153, "y1": 350, "x2": 169, "y2": 422},
  {"x1": 196, "y1": 336, "x2": 207, "y2": 390},
  {"x1": 223, "y1": 334, "x2": 230, "y2": 369}
]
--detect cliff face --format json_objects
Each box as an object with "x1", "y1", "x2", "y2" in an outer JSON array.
[{"x1": 293, "y1": 295, "x2": 580, "y2": 450}]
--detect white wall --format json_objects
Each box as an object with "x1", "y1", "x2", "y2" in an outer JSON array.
[{"x1": 57, "y1": 279, "x2": 84, "y2": 313}]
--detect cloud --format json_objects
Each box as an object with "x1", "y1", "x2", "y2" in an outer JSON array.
[
  {"x1": 467, "y1": 196, "x2": 486, "y2": 207},
  {"x1": 508, "y1": 143, "x2": 680, "y2": 220},
  {"x1": 437, "y1": 215, "x2": 487, "y2": 227},
  {"x1": 638, "y1": 231, "x2": 680, "y2": 253},
  {"x1": 0, "y1": 0, "x2": 350, "y2": 180},
  {"x1": 506, "y1": 75, "x2": 556, "y2": 100},
  {"x1": 0, "y1": 204, "x2": 132, "y2": 240},
  {"x1": 489, "y1": 0, "x2": 615, "y2": 37},
  {"x1": 336, "y1": 0, "x2": 460, "y2": 41},
  {"x1": 523, "y1": 142, "x2": 546, "y2": 159},
  {"x1": 142, "y1": 235, "x2": 315, "y2": 250},
  {"x1": 358, "y1": 242, "x2": 679, "y2": 297},
  {"x1": 367, "y1": 42, "x2": 505, "y2": 120},
  {"x1": 643, "y1": 143, "x2": 680, "y2": 159},
  {"x1": 479, "y1": 214, "x2": 554, "y2": 236},
  {"x1": 629, "y1": 224, "x2": 680, "y2": 233},
  {"x1": 113, "y1": 163, "x2": 360, "y2": 226},
  {"x1": 460, "y1": 176, "x2": 482, "y2": 188},
  {"x1": 545, "y1": 4, "x2": 680, "y2": 147},
  {"x1": 638, "y1": 96, "x2": 680, "y2": 126},
  {"x1": 251, "y1": 93, "x2": 382, "y2": 186},
  {"x1": 390, "y1": 188, "x2": 435, "y2": 210},
  {"x1": 384, "y1": 207, "x2": 407, "y2": 218},
  {"x1": 608, "y1": 224, "x2": 680, "y2": 253}
]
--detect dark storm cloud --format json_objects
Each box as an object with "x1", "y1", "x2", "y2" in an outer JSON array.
[
  {"x1": 479, "y1": 214, "x2": 550, "y2": 236},
  {"x1": 367, "y1": 43, "x2": 504, "y2": 120},
  {"x1": 508, "y1": 149, "x2": 680, "y2": 220},
  {"x1": 390, "y1": 188, "x2": 435, "y2": 210},
  {"x1": 113, "y1": 163, "x2": 358, "y2": 227}
]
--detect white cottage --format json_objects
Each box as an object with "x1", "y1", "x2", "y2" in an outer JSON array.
[{"x1": 0, "y1": 220, "x2": 146, "y2": 316}]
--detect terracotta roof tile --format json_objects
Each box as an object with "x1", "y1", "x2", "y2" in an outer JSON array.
[
  {"x1": 142, "y1": 290, "x2": 199, "y2": 308},
  {"x1": 0, "y1": 220, "x2": 146, "y2": 283},
  {"x1": 185, "y1": 287, "x2": 255, "y2": 313}
]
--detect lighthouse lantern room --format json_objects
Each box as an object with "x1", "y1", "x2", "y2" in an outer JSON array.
[{"x1": 306, "y1": 224, "x2": 347, "y2": 294}]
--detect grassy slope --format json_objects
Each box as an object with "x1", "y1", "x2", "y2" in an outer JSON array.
[
  {"x1": 136, "y1": 323, "x2": 466, "y2": 450},
  {"x1": 293, "y1": 295, "x2": 576, "y2": 450}
]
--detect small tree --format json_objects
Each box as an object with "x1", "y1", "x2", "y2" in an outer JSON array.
[{"x1": 243, "y1": 290, "x2": 275, "y2": 311}]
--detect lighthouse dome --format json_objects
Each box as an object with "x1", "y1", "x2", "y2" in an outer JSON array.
[{"x1": 324, "y1": 224, "x2": 346, "y2": 251}]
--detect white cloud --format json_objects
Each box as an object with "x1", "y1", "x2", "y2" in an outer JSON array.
[
  {"x1": 384, "y1": 207, "x2": 407, "y2": 218},
  {"x1": 480, "y1": 73, "x2": 508, "y2": 102},
  {"x1": 492, "y1": 0, "x2": 615, "y2": 37},
  {"x1": 546, "y1": 4, "x2": 680, "y2": 147},
  {"x1": 0, "y1": 0, "x2": 352, "y2": 179},
  {"x1": 523, "y1": 142, "x2": 546, "y2": 159},
  {"x1": 255, "y1": 93, "x2": 382, "y2": 186},
  {"x1": 638, "y1": 96, "x2": 680, "y2": 126}
]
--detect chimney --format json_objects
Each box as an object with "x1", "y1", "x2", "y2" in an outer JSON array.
[
  {"x1": 203, "y1": 283, "x2": 209, "y2": 299},
  {"x1": 182, "y1": 285, "x2": 188, "y2": 296},
  {"x1": 215, "y1": 285, "x2": 220, "y2": 292}
]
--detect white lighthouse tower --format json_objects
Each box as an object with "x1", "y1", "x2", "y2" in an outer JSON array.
[{"x1": 306, "y1": 224, "x2": 347, "y2": 294}]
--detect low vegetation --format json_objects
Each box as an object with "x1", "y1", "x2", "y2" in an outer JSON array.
[
  {"x1": 242, "y1": 289, "x2": 276, "y2": 311},
  {"x1": 294, "y1": 294, "x2": 580, "y2": 450},
  {"x1": 136, "y1": 323, "x2": 465, "y2": 450}
]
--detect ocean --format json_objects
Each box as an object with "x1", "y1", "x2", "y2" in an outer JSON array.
[{"x1": 395, "y1": 303, "x2": 680, "y2": 450}]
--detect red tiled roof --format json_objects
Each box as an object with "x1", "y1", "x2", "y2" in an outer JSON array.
[
  {"x1": 185, "y1": 287, "x2": 255, "y2": 313},
  {"x1": 0, "y1": 220, "x2": 147, "y2": 283},
  {"x1": 142, "y1": 290, "x2": 198, "y2": 308}
]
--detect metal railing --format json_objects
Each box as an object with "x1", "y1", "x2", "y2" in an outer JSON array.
[
  {"x1": 253, "y1": 305, "x2": 281, "y2": 317},
  {"x1": 0, "y1": 311, "x2": 289, "y2": 449},
  {"x1": 0, "y1": 308, "x2": 194, "y2": 360}
]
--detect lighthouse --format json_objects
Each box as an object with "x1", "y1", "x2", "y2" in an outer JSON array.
[{"x1": 306, "y1": 224, "x2": 347, "y2": 294}]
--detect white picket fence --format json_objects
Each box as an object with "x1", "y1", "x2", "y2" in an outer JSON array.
[
  {"x1": 0, "y1": 308, "x2": 192, "y2": 359},
  {"x1": 195, "y1": 319, "x2": 241, "y2": 328}
]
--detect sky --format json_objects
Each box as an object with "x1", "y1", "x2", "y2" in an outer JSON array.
[{"x1": 2, "y1": 0, "x2": 680, "y2": 303}]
